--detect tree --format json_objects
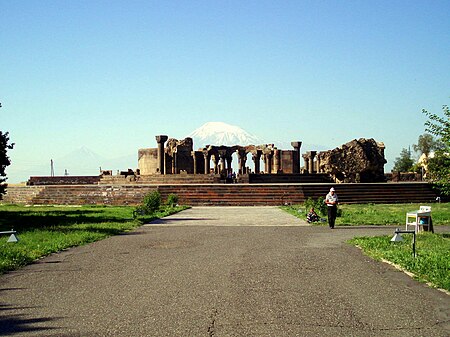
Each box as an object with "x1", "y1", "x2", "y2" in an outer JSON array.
[
  {"x1": 392, "y1": 148, "x2": 414, "y2": 172},
  {"x1": 413, "y1": 133, "x2": 441, "y2": 158},
  {"x1": 0, "y1": 133, "x2": 14, "y2": 200},
  {"x1": 422, "y1": 105, "x2": 450, "y2": 195},
  {"x1": 0, "y1": 106, "x2": 15, "y2": 199}
]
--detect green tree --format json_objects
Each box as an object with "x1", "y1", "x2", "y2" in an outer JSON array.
[
  {"x1": 1, "y1": 104, "x2": 15, "y2": 199},
  {"x1": 392, "y1": 148, "x2": 414, "y2": 172},
  {"x1": 422, "y1": 105, "x2": 450, "y2": 195},
  {"x1": 413, "y1": 133, "x2": 441, "y2": 158}
]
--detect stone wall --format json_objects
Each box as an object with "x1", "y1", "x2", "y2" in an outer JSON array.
[
  {"x1": 138, "y1": 148, "x2": 158, "y2": 175},
  {"x1": 193, "y1": 151, "x2": 205, "y2": 174},
  {"x1": 386, "y1": 172, "x2": 423, "y2": 182},
  {"x1": 163, "y1": 138, "x2": 193, "y2": 174},
  {"x1": 280, "y1": 151, "x2": 295, "y2": 173},
  {"x1": 27, "y1": 176, "x2": 101, "y2": 185},
  {"x1": 172, "y1": 138, "x2": 194, "y2": 174}
]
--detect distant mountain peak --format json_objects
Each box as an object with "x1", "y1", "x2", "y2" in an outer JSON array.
[
  {"x1": 60, "y1": 146, "x2": 104, "y2": 161},
  {"x1": 187, "y1": 121, "x2": 261, "y2": 148}
]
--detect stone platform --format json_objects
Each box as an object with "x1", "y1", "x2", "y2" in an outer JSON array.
[
  {"x1": 2, "y1": 182, "x2": 438, "y2": 206},
  {"x1": 26, "y1": 173, "x2": 331, "y2": 186}
]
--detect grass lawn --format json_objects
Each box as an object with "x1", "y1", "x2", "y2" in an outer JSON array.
[
  {"x1": 350, "y1": 233, "x2": 450, "y2": 291},
  {"x1": 282, "y1": 202, "x2": 450, "y2": 291},
  {"x1": 0, "y1": 204, "x2": 188, "y2": 274},
  {"x1": 282, "y1": 202, "x2": 450, "y2": 226}
]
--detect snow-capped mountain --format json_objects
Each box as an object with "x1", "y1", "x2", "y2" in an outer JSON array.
[{"x1": 187, "y1": 122, "x2": 261, "y2": 148}]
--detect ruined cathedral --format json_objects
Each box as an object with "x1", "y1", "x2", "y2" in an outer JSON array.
[
  {"x1": 137, "y1": 135, "x2": 387, "y2": 183},
  {"x1": 138, "y1": 135, "x2": 302, "y2": 176}
]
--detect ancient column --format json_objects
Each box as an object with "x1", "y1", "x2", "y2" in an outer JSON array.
[
  {"x1": 172, "y1": 151, "x2": 177, "y2": 174},
  {"x1": 237, "y1": 148, "x2": 247, "y2": 175},
  {"x1": 211, "y1": 155, "x2": 218, "y2": 174},
  {"x1": 163, "y1": 149, "x2": 167, "y2": 175},
  {"x1": 240, "y1": 157, "x2": 246, "y2": 174},
  {"x1": 264, "y1": 153, "x2": 273, "y2": 174},
  {"x1": 252, "y1": 152, "x2": 261, "y2": 174},
  {"x1": 273, "y1": 149, "x2": 281, "y2": 173},
  {"x1": 155, "y1": 135, "x2": 168, "y2": 174},
  {"x1": 291, "y1": 141, "x2": 302, "y2": 174},
  {"x1": 316, "y1": 153, "x2": 321, "y2": 173},
  {"x1": 302, "y1": 153, "x2": 310, "y2": 173},
  {"x1": 308, "y1": 151, "x2": 317, "y2": 174},
  {"x1": 218, "y1": 150, "x2": 227, "y2": 174},
  {"x1": 203, "y1": 151, "x2": 210, "y2": 174},
  {"x1": 191, "y1": 151, "x2": 197, "y2": 175}
]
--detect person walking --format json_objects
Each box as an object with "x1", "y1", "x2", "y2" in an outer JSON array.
[{"x1": 325, "y1": 187, "x2": 338, "y2": 229}]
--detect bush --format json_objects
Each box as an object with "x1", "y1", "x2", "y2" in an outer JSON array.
[
  {"x1": 304, "y1": 197, "x2": 327, "y2": 216},
  {"x1": 166, "y1": 193, "x2": 179, "y2": 207},
  {"x1": 133, "y1": 190, "x2": 161, "y2": 218},
  {"x1": 143, "y1": 190, "x2": 161, "y2": 213}
]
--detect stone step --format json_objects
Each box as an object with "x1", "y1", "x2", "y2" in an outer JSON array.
[
  {"x1": 249, "y1": 173, "x2": 332, "y2": 183},
  {"x1": 2, "y1": 183, "x2": 439, "y2": 206}
]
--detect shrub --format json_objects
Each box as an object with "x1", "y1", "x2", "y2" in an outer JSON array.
[
  {"x1": 133, "y1": 190, "x2": 161, "y2": 218},
  {"x1": 167, "y1": 193, "x2": 179, "y2": 207},
  {"x1": 143, "y1": 190, "x2": 161, "y2": 213},
  {"x1": 304, "y1": 197, "x2": 327, "y2": 216}
]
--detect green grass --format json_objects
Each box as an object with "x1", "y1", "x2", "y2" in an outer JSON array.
[
  {"x1": 350, "y1": 233, "x2": 450, "y2": 291},
  {"x1": 0, "y1": 204, "x2": 189, "y2": 274},
  {"x1": 282, "y1": 202, "x2": 450, "y2": 226}
]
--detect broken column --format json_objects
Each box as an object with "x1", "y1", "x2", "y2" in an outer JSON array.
[
  {"x1": 252, "y1": 151, "x2": 261, "y2": 174},
  {"x1": 302, "y1": 153, "x2": 310, "y2": 173},
  {"x1": 155, "y1": 135, "x2": 168, "y2": 174},
  {"x1": 291, "y1": 141, "x2": 302, "y2": 174},
  {"x1": 203, "y1": 150, "x2": 210, "y2": 174},
  {"x1": 237, "y1": 148, "x2": 247, "y2": 175},
  {"x1": 308, "y1": 151, "x2": 317, "y2": 174}
]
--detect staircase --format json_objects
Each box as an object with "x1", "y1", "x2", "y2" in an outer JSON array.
[
  {"x1": 2, "y1": 182, "x2": 439, "y2": 206},
  {"x1": 299, "y1": 182, "x2": 438, "y2": 204},
  {"x1": 99, "y1": 174, "x2": 221, "y2": 185},
  {"x1": 249, "y1": 173, "x2": 332, "y2": 184},
  {"x1": 158, "y1": 184, "x2": 304, "y2": 206},
  {"x1": 2, "y1": 186, "x2": 45, "y2": 204}
]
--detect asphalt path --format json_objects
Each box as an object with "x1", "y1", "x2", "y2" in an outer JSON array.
[{"x1": 0, "y1": 207, "x2": 449, "y2": 336}]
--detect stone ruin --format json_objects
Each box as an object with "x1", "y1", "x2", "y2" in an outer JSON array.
[
  {"x1": 25, "y1": 135, "x2": 387, "y2": 186},
  {"x1": 136, "y1": 135, "x2": 386, "y2": 183},
  {"x1": 316, "y1": 138, "x2": 387, "y2": 183},
  {"x1": 138, "y1": 135, "x2": 301, "y2": 176}
]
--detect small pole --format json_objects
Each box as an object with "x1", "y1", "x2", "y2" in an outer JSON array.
[
  {"x1": 0, "y1": 229, "x2": 19, "y2": 243},
  {"x1": 393, "y1": 229, "x2": 417, "y2": 258}
]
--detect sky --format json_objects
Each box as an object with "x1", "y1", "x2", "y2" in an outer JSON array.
[{"x1": 1, "y1": 0, "x2": 449, "y2": 183}]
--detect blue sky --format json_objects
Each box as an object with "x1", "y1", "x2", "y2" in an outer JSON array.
[{"x1": 1, "y1": 1, "x2": 449, "y2": 182}]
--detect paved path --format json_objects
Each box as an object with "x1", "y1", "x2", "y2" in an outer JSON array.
[{"x1": 0, "y1": 207, "x2": 448, "y2": 336}]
